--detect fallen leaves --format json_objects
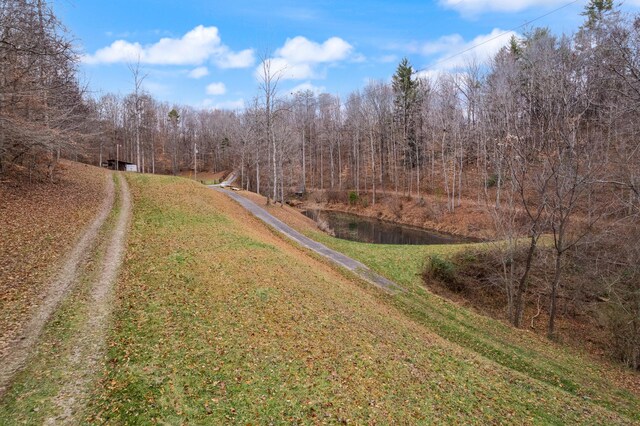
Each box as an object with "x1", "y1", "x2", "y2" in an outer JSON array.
[{"x1": 0, "y1": 160, "x2": 108, "y2": 358}]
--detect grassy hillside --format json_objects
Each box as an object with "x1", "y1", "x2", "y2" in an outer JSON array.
[
  {"x1": 255, "y1": 195, "x2": 640, "y2": 420},
  {"x1": 88, "y1": 174, "x2": 638, "y2": 424},
  {"x1": 306, "y1": 232, "x2": 640, "y2": 418}
]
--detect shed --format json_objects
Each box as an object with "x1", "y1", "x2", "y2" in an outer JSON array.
[{"x1": 106, "y1": 159, "x2": 137, "y2": 172}]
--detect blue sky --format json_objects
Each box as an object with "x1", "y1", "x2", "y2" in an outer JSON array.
[{"x1": 58, "y1": 0, "x2": 640, "y2": 109}]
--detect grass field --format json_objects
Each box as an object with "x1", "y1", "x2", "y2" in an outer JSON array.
[{"x1": 84, "y1": 174, "x2": 638, "y2": 424}]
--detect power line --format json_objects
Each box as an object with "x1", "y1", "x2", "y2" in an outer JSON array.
[
  {"x1": 413, "y1": 0, "x2": 583, "y2": 75},
  {"x1": 287, "y1": 0, "x2": 585, "y2": 115}
]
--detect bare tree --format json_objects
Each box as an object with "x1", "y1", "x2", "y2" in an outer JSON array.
[
  {"x1": 256, "y1": 51, "x2": 285, "y2": 202},
  {"x1": 128, "y1": 59, "x2": 147, "y2": 171},
  {"x1": 0, "y1": 0, "x2": 85, "y2": 178}
]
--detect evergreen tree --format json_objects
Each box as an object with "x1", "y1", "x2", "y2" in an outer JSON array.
[
  {"x1": 508, "y1": 35, "x2": 521, "y2": 57},
  {"x1": 392, "y1": 58, "x2": 420, "y2": 168},
  {"x1": 582, "y1": 0, "x2": 614, "y2": 28}
]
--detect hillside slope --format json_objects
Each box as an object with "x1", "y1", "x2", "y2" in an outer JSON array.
[
  {"x1": 85, "y1": 174, "x2": 637, "y2": 424},
  {"x1": 0, "y1": 161, "x2": 109, "y2": 363},
  {"x1": 0, "y1": 163, "x2": 133, "y2": 424},
  {"x1": 242, "y1": 190, "x2": 640, "y2": 420}
]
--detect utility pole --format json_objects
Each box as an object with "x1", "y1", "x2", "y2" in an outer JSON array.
[{"x1": 194, "y1": 142, "x2": 198, "y2": 181}]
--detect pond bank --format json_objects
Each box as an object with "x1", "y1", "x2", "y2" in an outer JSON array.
[
  {"x1": 297, "y1": 191, "x2": 494, "y2": 241},
  {"x1": 302, "y1": 209, "x2": 477, "y2": 245}
]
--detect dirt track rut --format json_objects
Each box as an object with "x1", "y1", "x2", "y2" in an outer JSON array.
[
  {"x1": 0, "y1": 172, "x2": 132, "y2": 425},
  {"x1": 0, "y1": 173, "x2": 115, "y2": 396},
  {"x1": 45, "y1": 174, "x2": 132, "y2": 424}
]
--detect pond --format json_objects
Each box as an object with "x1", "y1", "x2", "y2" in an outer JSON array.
[{"x1": 302, "y1": 209, "x2": 469, "y2": 245}]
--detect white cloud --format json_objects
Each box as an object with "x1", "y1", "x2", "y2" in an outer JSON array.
[
  {"x1": 421, "y1": 34, "x2": 464, "y2": 55},
  {"x1": 255, "y1": 36, "x2": 354, "y2": 81},
  {"x1": 415, "y1": 69, "x2": 451, "y2": 82},
  {"x1": 141, "y1": 81, "x2": 170, "y2": 96},
  {"x1": 83, "y1": 25, "x2": 255, "y2": 69},
  {"x1": 201, "y1": 98, "x2": 245, "y2": 110},
  {"x1": 420, "y1": 28, "x2": 518, "y2": 70},
  {"x1": 188, "y1": 66, "x2": 209, "y2": 79},
  {"x1": 257, "y1": 57, "x2": 315, "y2": 80},
  {"x1": 205, "y1": 82, "x2": 226, "y2": 95},
  {"x1": 276, "y1": 36, "x2": 353, "y2": 64},
  {"x1": 439, "y1": 0, "x2": 567, "y2": 14},
  {"x1": 289, "y1": 81, "x2": 326, "y2": 96},
  {"x1": 215, "y1": 49, "x2": 255, "y2": 69},
  {"x1": 85, "y1": 39, "x2": 143, "y2": 64}
]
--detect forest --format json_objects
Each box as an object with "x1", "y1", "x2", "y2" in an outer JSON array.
[{"x1": 1, "y1": 0, "x2": 639, "y2": 369}]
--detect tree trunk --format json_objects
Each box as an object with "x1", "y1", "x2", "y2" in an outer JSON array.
[
  {"x1": 513, "y1": 234, "x2": 538, "y2": 327},
  {"x1": 302, "y1": 128, "x2": 306, "y2": 191},
  {"x1": 548, "y1": 250, "x2": 563, "y2": 339},
  {"x1": 369, "y1": 129, "x2": 376, "y2": 205}
]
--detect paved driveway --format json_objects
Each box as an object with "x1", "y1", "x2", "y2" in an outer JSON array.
[{"x1": 211, "y1": 187, "x2": 403, "y2": 294}]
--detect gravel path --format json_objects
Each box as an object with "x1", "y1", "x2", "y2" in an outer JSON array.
[
  {"x1": 211, "y1": 187, "x2": 403, "y2": 294},
  {"x1": 0, "y1": 173, "x2": 115, "y2": 397}
]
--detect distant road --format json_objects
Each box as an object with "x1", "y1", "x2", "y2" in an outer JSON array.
[{"x1": 210, "y1": 187, "x2": 403, "y2": 294}]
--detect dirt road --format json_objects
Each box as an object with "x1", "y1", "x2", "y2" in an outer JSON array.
[
  {"x1": 0, "y1": 172, "x2": 132, "y2": 424},
  {"x1": 0, "y1": 173, "x2": 115, "y2": 396},
  {"x1": 45, "y1": 174, "x2": 132, "y2": 424}
]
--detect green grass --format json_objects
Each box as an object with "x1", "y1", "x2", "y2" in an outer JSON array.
[
  {"x1": 200, "y1": 179, "x2": 220, "y2": 185},
  {"x1": 305, "y1": 230, "x2": 640, "y2": 421},
  {"x1": 85, "y1": 174, "x2": 638, "y2": 424}
]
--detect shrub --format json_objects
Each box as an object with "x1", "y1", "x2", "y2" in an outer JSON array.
[
  {"x1": 316, "y1": 218, "x2": 336, "y2": 237},
  {"x1": 348, "y1": 191, "x2": 359, "y2": 205},
  {"x1": 485, "y1": 173, "x2": 500, "y2": 188},
  {"x1": 602, "y1": 302, "x2": 640, "y2": 370},
  {"x1": 600, "y1": 269, "x2": 640, "y2": 370},
  {"x1": 313, "y1": 191, "x2": 327, "y2": 203},
  {"x1": 424, "y1": 255, "x2": 463, "y2": 292},
  {"x1": 390, "y1": 200, "x2": 403, "y2": 218}
]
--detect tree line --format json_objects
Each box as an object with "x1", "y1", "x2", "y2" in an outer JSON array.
[{"x1": 0, "y1": 0, "x2": 87, "y2": 178}]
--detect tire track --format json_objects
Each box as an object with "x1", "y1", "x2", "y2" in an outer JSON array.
[
  {"x1": 45, "y1": 173, "x2": 132, "y2": 425},
  {"x1": 0, "y1": 173, "x2": 115, "y2": 397}
]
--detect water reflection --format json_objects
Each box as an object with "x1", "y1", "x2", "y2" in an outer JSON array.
[{"x1": 303, "y1": 209, "x2": 466, "y2": 245}]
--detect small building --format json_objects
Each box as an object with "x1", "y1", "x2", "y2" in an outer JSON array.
[
  {"x1": 294, "y1": 186, "x2": 306, "y2": 197},
  {"x1": 106, "y1": 159, "x2": 137, "y2": 172}
]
